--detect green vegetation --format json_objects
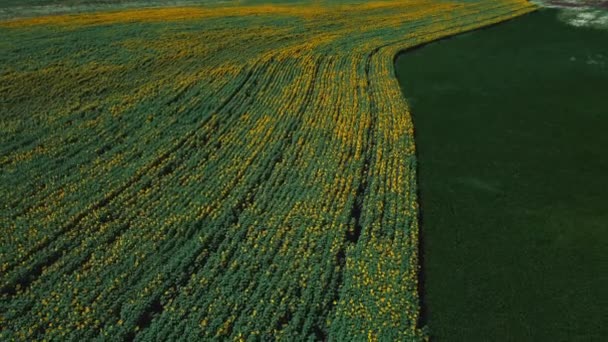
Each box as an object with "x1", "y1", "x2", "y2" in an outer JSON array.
[
  {"x1": 0, "y1": 0, "x2": 371, "y2": 21},
  {"x1": 0, "y1": 1, "x2": 536, "y2": 340},
  {"x1": 395, "y1": 9, "x2": 608, "y2": 341},
  {"x1": 0, "y1": 0, "x2": 209, "y2": 20}
]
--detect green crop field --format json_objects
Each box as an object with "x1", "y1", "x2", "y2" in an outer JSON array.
[
  {"x1": 5, "y1": 0, "x2": 602, "y2": 341},
  {"x1": 396, "y1": 8, "x2": 608, "y2": 340}
]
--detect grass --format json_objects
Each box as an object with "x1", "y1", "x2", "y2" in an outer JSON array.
[{"x1": 395, "y1": 8, "x2": 608, "y2": 341}]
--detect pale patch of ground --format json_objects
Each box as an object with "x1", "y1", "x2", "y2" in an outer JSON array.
[
  {"x1": 533, "y1": 0, "x2": 608, "y2": 29},
  {"x1": 569, "y1": 53, "x2": 606, "y2": 68},
  {"x1": 564, "y1": 8, "x2": 608, "y2": 28}
]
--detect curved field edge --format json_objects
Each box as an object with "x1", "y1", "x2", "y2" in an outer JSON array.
[{"x1": 0, "y1": 1, "x2": 534, "y2": 340}]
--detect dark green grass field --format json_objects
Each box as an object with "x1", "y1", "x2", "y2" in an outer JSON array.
[{"x1": 395, "y1": 9, "x2": 608, "y2": 341}]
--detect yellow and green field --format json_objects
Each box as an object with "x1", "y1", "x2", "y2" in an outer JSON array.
[{"x1": 1, "y1": 1, "x2": 535, "y2": 340}]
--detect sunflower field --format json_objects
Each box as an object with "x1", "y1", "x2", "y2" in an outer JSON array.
[{"x1": 0, "y1": 1, "x2": 535, "y2": 340}]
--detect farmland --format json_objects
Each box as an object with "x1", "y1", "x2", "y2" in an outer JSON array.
[
  {"x1": 396, "y1": 8, "x2": 608, "y2": 340},
  {"x1": 0, "y1": 1, "x2": 536, "y2": 341}
]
